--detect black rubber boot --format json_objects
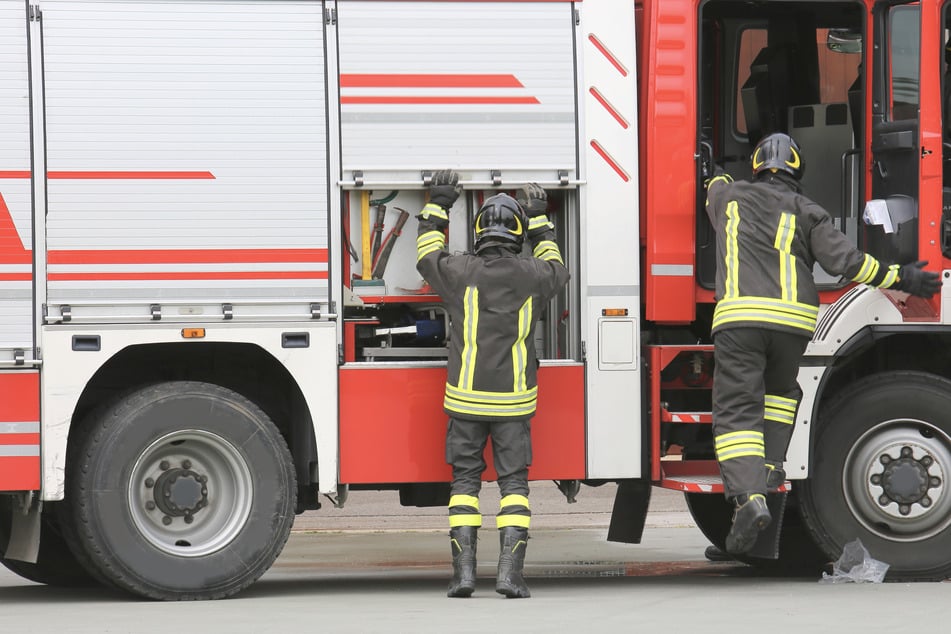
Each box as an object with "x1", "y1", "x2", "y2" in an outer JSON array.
[
  {"x1": 725, "y1": 493, "x2": 772, "y2": 555},
  {"x1": 447, "y1": 526, "x2": 478, "y2": 598},
  {"x1": 496, "y1": 527, "x2": 531, "y2": 598}
]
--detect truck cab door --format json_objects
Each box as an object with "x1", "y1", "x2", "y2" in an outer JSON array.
[{"x1": 866, "y1": 1, "x2": 925, "y2": 266}]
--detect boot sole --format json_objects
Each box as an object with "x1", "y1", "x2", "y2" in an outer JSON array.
[
  {"x1": 496, "y1": 584, "x2": 531, "y2": 598},
  {"x1": 448, "y1": 586, "x2": 475, "y2": 598}
]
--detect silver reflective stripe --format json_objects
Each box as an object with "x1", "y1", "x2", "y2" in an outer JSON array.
[
  {"x1": 651, "y1": 264, "x2": 694, "y2": 276},
  {"x1": 587, "y1": 285, "x2": 639, "y2": 296},
  {"x1": 0, "y1": 422, "x2": 39, "y2": 433},
  {"x1": 0, "y1": 446, "x2": 40, "y2": 457}
]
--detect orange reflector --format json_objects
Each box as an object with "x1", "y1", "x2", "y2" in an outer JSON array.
[
  {"x1": 601, "y1": 308, "x2": 629, "y2": 317},
  {"x1": 182, "y1": 328, "x2": 206, "y2": 339}
]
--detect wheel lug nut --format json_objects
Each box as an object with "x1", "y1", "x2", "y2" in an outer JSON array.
[
  {"x1": 160, "y1": 460, "x2": 170, "y2": 471},
  {"x1": 921, "y1": 497, "x2": 932, "y2": 508},
  {"x1": 184, "y1": 513, "x2": 194, "y2": 524},
  {"x1": 162, "y1": 516, "x2": 172, "y2": 525},
  {"x1": 930, "y1": 477, "x2": 941, "y2": 487},
  {"x1": 921, "y1": 456, "x2": 934, "y2": 467},
  {"x1": 880, "y1": 455, "x2": 892, "y2": 465},
  {"x1": 870, "y1": 474, "x2": 882, "y2": 485},
  {"x1": 182, "y1": 460, "x2": 192, "y2": 470},
  {"x1": 879, "y1": 495, "x2": 890, "y2": 505},
  {"x1": 145, "y1": 501, "x2": 156, "y2": 511},
  {"x1": 900, "y1": 446, "x2": 913, "y2": 458},
  {"x1": 144, "y1": 478, "x2": 154, "y2": 488},
  {"x1": 899, "y1": 504, "x2": 911, "y2": 516}
]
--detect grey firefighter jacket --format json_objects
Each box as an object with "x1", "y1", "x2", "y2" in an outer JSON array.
[
  {"x1": 705, "y1": 171, "x2": 899, "y2": 336},
  {"x1": 416, "y1": 203, "x2": 570, "y2": 422}
]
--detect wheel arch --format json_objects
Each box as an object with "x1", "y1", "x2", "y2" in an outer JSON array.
[{"x1": 67, "y1": 341, "x2": 318, "y2": 509}]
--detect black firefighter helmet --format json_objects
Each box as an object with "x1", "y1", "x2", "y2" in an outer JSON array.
[
  {"x1": 751, "y1": 132, "x2": 805, "y2": 180},
  {"x1": 473, "y1": 193, "x2": 526, "y2": 253}
]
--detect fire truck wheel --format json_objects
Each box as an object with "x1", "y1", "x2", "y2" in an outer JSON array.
[
  {"x1": 59, "y1": 381, "x2": 297, "y2": 600},
  {"x1": 799, "y1": 371, "x2": 951, "y2": 581},
  {"x1": 684, "y1": 491, "x2": 827, "y2": 572},
  {"x1": 0, "y1": 500, "x2": 95, "y2": 587}
]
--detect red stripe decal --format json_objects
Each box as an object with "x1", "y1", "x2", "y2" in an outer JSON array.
[
  {"x1": 588, "y1": 34, "x2": 629, "y2": 77},
  {"x1": 50, "y1": 248, "x2": 328, "y2": 265},
  {"x1": 341, "y1": 96, "x2": 539, "y2": 105},
  {"x1": 49, "y1": 271, "x2": 329, "y2": 281},
  {"x1": 0, "y1": 171, "x2": 215, "y2": 180},
  {"x1": 0, "y1": 434, "x2": 40, "y2": 445},
  {"x1": 0, "y1": 274, "x2": 31, "y2": 281},
  {"x1": 0, "y1": 374, "x2": 39, "y2": 420},
  {"x1": 589, "y1": 87, "x2": 629, "y2": 129},
  {"x1": 0, "y1": 194, "x2": 31, "y2": 265},
  {"x1": 590, "y1": 140, "x2": 630, "y2": 182},
  {"x1": 0, "y1": 457, "x2": 40, "y2": 491},
  {"x1": 340, "y1": 73, "x2": 524, "y2": 88}
]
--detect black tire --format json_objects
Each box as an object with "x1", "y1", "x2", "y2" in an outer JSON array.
[
  {"x1": 0, "y1": 499, "x2": 96, "y2": 587},
  {"x1": 685, "y1": 491, "x2": 827, "y2": 573},
  {"x1": 799, "y1": 371, "x2": 951, "y2": 581},
  {"x1": 59, "y1": 381, "x2": 297, "y2": 600}
]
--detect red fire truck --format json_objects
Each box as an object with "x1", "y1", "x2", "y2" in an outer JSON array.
[{"x1": 1, "y1": 0, "x2": 950, "y2": 599}]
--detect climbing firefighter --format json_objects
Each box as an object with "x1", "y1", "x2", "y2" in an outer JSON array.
[
  {"x1": 705, "y1": 132, "x2": 942, "y2": 555},
  {"x1": 415, "y1": 170, "x2": 570, "y2": 598}
]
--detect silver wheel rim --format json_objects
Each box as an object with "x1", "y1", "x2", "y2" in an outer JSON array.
[
  {"x1": 128, "y1": 429, "x2": 253, "y2": 557},
  {"x1": 843, "y1": 418, "x2": 951, "y2": 542}
]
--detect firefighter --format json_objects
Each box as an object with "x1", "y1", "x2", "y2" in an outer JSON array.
[
  {"x1": 705, "y1": 132, "x2": 941, "y2": 555},
  {"x1": 416, "y1": 170, "x2": 570, "y2": 598}
]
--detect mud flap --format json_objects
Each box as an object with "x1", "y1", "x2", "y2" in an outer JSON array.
[
  {"x1": 747, "y1": 491, "x2": 787, "y2": 559},
  {"x1": 607, "y1": 479, "x2": 652, "y2": 544}
]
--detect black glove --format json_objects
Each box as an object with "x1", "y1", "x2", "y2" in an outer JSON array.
[
  {"x1": 516, "y1": 183, "x2": 548, "y2": 217},
  {"x1": 429, "y1": 170, "x2": 462, "y2": 210},
  {"x1": 894, "y1": 260, "x2": 942, "y2": 298}
]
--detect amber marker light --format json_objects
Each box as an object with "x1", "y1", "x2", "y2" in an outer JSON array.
[
  {"x1": 182, "y1": 328, "x2": 206, "y2": 339},
  {"x1": 601, "y1": 308, "x2": 629, "y2": 317}
]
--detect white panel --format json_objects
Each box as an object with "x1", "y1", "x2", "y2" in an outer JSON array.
[
  {"x1": 337, "y1": 1, "x2": 577, "y2": 184},
  {"x1": 598, "y1": 318, "x2": 636, "y2": 368},
  {"x1": 580, "y1": 1, "x2": 641, "y2": 478},
  {"x1": 40, "y1": 1, "x2": 330, "y2": 306},
  {"x1": 0, "y1": 0, "x2": 34, "y2": 362}
]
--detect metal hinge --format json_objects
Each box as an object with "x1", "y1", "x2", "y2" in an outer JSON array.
[
  {"x1": 574, "y1": 9, "x2": 580, "y2": 26},
  {"x1": 29, "y1": 4, "x2": 41, "y2": 22},
  {"x1": 325, "y1": 7, "x2": 336, "y2": 25}
]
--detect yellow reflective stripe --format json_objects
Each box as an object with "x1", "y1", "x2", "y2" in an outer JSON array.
[
  {"x1": 449, "y1": 514, "x2": 483, "y2": 528},
  {"x1": 444, "y1": 395, "x2": 538, "y2": 417},
  {"x1": 500, "y1": 495, "x2": 530, "y2": 510},
  {"x1": 420, "y1": 202, "x2": 449, "y2": 221},
  {"x1": 774, "y1": 212, "x2": 797, "y2": 304},
  {"x1": 458, "y1": 287, "x2": 479, "y2": 390},
  {"x1": 496, "y1": 514, "x2": 531, "y2": 529},
  {"x1": 764, "y1": 394, "x2": 797, "y2": 420},
  {"x1": 713, "y1": 296, "x2": 819, "y2": 332},
  {"x1": 527, "y1": 215, "x2": 553, "y2": 231},
  {"x1": 852, "y1": 253, "x2": 879, "y2": 285},
  {"x1": 533, "y1": 241, "x2": 564, "y2": 263},
  {"x1": 445, "y1": 383, "x2": 538, "y2": 401},
  {"x1": 882, "y1": 263, "x2": 900, "y2": 288},
  {"x1": 449, "y1": 495, "x2": 480, "y2": 510},
  {"x1": 724, "y1": 201, "x2": 740, "y2": 298},
  {"x1": 416, "y1": 231, "x2": 446, "y2": 261},
  {"x1": 512, "y1": 298, "x2": 532, "y2": 392},
  {"x1": 715, "y1": 430, "x2": 765, "y2": 450}
]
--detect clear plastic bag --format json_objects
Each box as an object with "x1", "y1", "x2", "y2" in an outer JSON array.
[{"x1": 819, "y1": 538, "x2": 889, "y2": 584}]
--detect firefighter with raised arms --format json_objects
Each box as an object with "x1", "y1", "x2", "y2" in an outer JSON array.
[
  {"x1": 705, "y1": 133, "x2": 941, "y2": 555},
  {"x1": 415, "y1": 170, "x2": 570, "y2": 598}
]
